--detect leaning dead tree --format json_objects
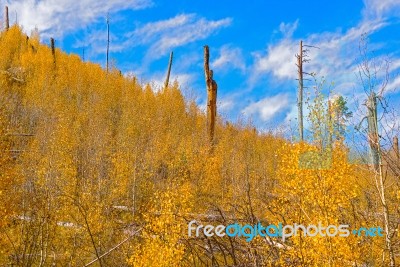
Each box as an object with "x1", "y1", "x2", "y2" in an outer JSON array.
[
  {"x1": 4, "y1": 6, "x2": 9, "y2": 30},
  {"x1": 204, "y1": 45, "x2": 217, "y2": 144},
  {"x1": 164, "y1": 51, "x2": 173, "y2": 89}
]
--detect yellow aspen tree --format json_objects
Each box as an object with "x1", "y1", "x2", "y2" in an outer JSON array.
[{"x1": 127, "y1": 181, "x2": 193, "y2": 267}]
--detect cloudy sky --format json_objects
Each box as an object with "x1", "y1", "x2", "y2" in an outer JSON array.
[{"x1": 3, "y1": 0, "x2": 400, "y2": 132}]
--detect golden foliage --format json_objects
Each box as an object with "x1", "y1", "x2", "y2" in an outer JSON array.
[{"x1": 0, "y1": 26, "x2": 397, "y2": 266}]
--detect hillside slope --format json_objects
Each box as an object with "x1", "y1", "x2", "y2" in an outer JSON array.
[{"x1": 0, "y1": 26, "x2": 397, "y2": 266}]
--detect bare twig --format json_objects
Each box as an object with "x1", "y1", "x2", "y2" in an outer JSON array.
[{"x1": 83, "y1": 228, "x2": 142, "y2": 267}]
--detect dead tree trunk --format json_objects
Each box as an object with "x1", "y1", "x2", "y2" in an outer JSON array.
[
  {"x1": 297, "y1": 40, "x2": 304, "y2": 141},
  {"x1": 366, "y1": 92, "x2": 395, "y2": 266},
  {"x1": 164, "y1": 51, "x2": 173, "y2": 89},
  {"x1": 327, "y1": 100, "x2": 333, "y2": 150},
  {"x1": 106, "y1": 14, "x2": 110, "y2": 73},
  {"x1": 50, "y1": 38, "x2": 56, "y2": 66},
  {"x1": 357, "y1": 36, "x2": 395, "y2": 267},
  {"x1": 204, "y1": 45, "x2": 217, "y2": 144},
  {"x1": 5, "y1": 6, "x2": 9, "y2": 30},
  {"x1": 393, "y1": 136, "x2": 399, "y2": 162},
  {"x1": 366, "y1": 92, "x2": 379, "y2": 171}
]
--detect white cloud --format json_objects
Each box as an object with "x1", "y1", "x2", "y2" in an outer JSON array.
[
  {"x1": 136, "y1": 71, "x2": 195, "y2": 92},
  {"x1": 283, "y1": 105, "x2": 298, "y2": 124},
  {"x1": 251, "y1": 38, "x2": 297, "y2": 81},
  {"x1": 126, "y1": 14, "x2": 232, "y2": 60},
  {"x1": 386, "y1": 75, "x2": 400, "y2": 92},
  {"x1": 249, "y1": 19, "x2": 387, "y2": 91},
  {"x1": 6, "y1": 0, "x2": 153, "y2": 38},
  {"x1": 219, "y1": 99, "x2": 234, "y2": 112},
  {"x1": 211, "y1": 45, "x2": 246, "y2": 73},
  {"x1": 242, "y1": 94, "x2": 289, "y2": 122},
  {"x1": 278, "y1": 19, "x2": 299, "y2": 37},
  {"x1": 248, "y1": 20, "x2": 299, "y2": 82},
  {"x1": 72, "y1": 13, "x2": 231, "y2": 71},
  {"x1": 217, "y1": 97, "x2": 236, "y2": 114},
  {"x1": 127, "y1": 14, "x2": 190, "y2": 43},
  {"x1": 362, "y1": 0, "x2": 400, "y2": 19},
  {"x1": 333, "y1": 82, "x2": 357, "y2": 95},
  {"x1": 172, "y1": 73, "x2": 194, "y2": 88},
  {"x1": 390, "y1": 59, "x2": 400, "y2": 71}
]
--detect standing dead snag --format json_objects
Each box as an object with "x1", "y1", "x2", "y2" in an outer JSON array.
[
  {"x1": 296, "y1": 40, "x2": 304, "y2": 141},
  {"x1": 394, "y1": 136, "x2": 399, "y2": 161},
  {"x1": 327, "y1": 99, "x2": 333, "y2": 149},
  {"x1": 356, "y1": 34, "x2": 395, "y2": 266},
  {"x1": 106, "y1": 14, "x2": 110, "y2": 73},
  {"x1": 50, "y1": 38, "x2": 56, "y2": 66},
  {"x1": 366, "y1": 92, "x2": 379, "y2": 171},
  {"x1": 296, "y1": 41, "x2": 318, "y2": 142},
  {"x1": 4, "y1": 6, "x2": 9, "y2": 30},
  {"x1": 164, "y1": 51, "x2": 173, "y2": 89},
  {"x1": 204, "y1": 45, "x2": 217, "y2": 144}
]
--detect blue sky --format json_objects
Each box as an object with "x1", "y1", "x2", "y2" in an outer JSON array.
[{"x1": 4, "y1": 0, "x2": 400, "y2": 134}]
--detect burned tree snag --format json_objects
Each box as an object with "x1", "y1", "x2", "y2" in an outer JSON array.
[
  {"x1": 106, "y1": 14, "x2": 110, "y2": 73},
  {"x1": 5, "y1": 6, "x2": 9, "y2": 30},
  {"x1": 295, "y1": 41, "x2": 317, "y2": 142},
  {"x1": 204, "y1": 45, "x2": 217, "y2": 144},
  {"x1": 50, "y1": 38, "x2": 56, "y2": 66},
  {"x1": 164, "y1": 51, "x2": 173, "y2": 89},
  {"x1": 297, "y1": 40, "x2": 304, "y2": 141}
]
